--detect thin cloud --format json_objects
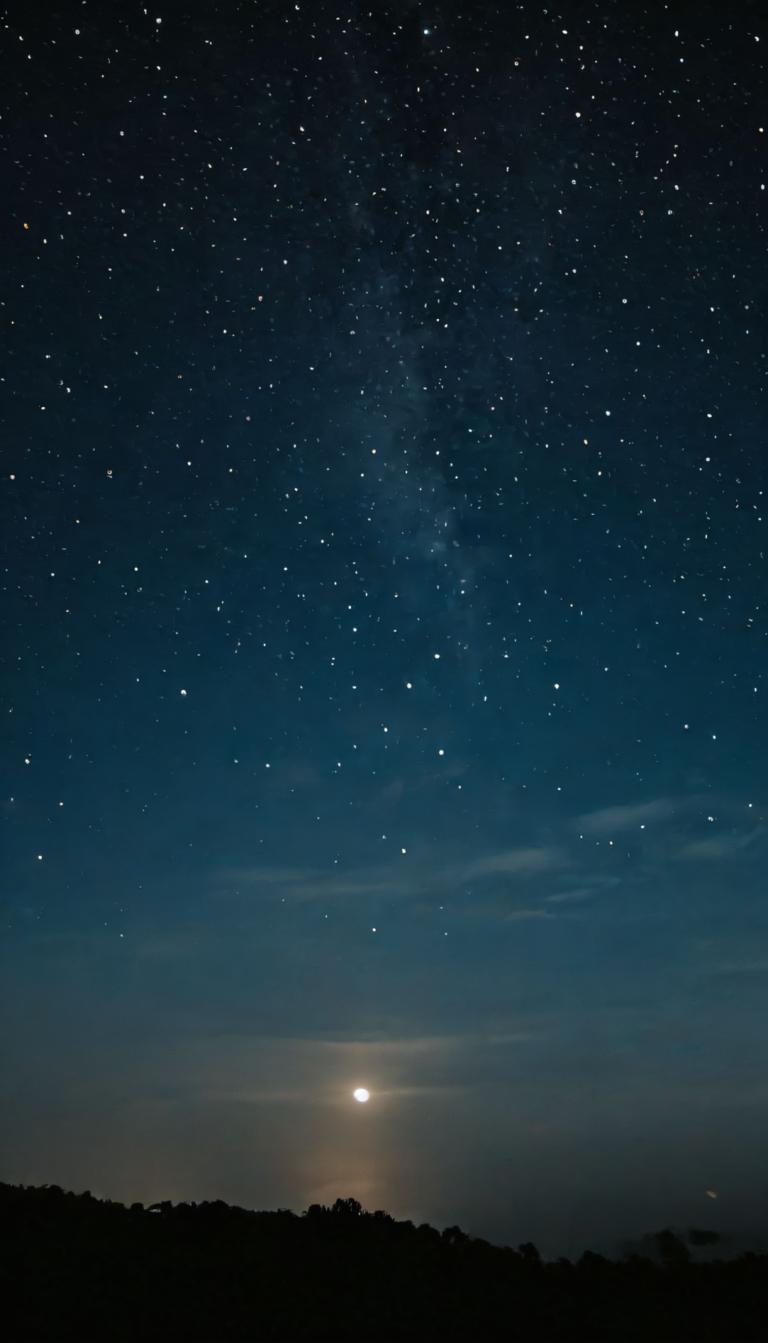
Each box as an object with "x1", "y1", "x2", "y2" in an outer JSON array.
[
  {"x1": 221, "y1": 847, "x2": 564, "y2": 908},
  {"x1": 545, "y1": 877, "x2": 621, "y2": 905},
  {"x1": 504, "y1": 908, "x2": 555, "y2": 922},
  {"x1": 676, "y1": 827, "x2": 765, "y2": 862},
  {"x1": 158, "y1": 1028, "x2": 545, "y2": 1110},
  {"x1": 463, "y1": 847, "x2": 563, "y2": 879},
  {"x1": 575, "y1": 798, "x2": 680, "y2": 835},
  {"x1": 277, "y1": 876, "x2": 408, "y2": 902},
  {"x1": 545, "y1": 888, "x2": 597, "y2": 905},
  {"x1": 705, "y1": 959, "x2": 768, "y2": 977},
  {"x1": 217, "y1": 864, "x2": 414, "y2": 903},
  {"x1": 219, "y1": 866, "x2": 318, "y2": 888}
]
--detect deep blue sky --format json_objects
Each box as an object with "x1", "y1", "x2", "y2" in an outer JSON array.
[{"x1": 2, "y1": 1, "x2": 766, "y2": 1257}]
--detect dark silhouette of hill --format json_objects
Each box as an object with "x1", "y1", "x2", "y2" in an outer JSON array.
[{"x1": 2, "y1": 1183, "x2": 767, "y2": 1339}]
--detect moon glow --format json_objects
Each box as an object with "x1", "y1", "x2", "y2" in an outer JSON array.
[{"x1": 353, "y1": 1087, "x2": 370, "y2": 1103}]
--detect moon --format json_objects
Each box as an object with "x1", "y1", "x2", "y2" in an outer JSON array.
[{"x1": 353, "y1": 1087, "x2": 370, "y2": 1103}]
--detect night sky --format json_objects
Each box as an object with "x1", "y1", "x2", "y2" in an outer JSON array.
[{"x1": 2, "y1": 1, "x2": 767, "y2": 1258}]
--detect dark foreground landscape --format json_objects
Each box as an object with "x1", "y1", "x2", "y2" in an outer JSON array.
[{"x1": 2, "y1": 1184, "x2": 767, "y2": 1340}]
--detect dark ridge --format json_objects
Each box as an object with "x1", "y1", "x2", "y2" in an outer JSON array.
[{"x1": 2, "y1": 1182, "x2": 767, "y2": 1339}]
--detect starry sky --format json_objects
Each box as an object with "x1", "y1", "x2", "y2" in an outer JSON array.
[{"x1": 2, "y1": 1, "x2": 767, "y2": 1258}]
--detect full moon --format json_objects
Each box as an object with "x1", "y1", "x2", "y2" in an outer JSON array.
[{"x1": 353, "y1": 1087, "x2": 370, "y2": 1103}]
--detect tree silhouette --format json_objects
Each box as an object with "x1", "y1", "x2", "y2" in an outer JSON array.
[
  {"x1": 688, "y1": 1228, "x2": 721, "y2": 1246},
  {"x1": 331, "y1": 1196, "x2": 363, "y2": 1216},
  {"x1": 654, "y1": 1228, "x2": 691, "y2": 1267},
  {"x1": 2, "y1": 1181, "x2": 767, "y2": 1340}
]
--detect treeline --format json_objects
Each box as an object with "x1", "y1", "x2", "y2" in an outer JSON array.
[{"x1": 2, "y1": 1183, "x2": 766, "y2": 1339}]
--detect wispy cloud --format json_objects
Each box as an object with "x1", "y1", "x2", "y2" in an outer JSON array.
[
  {"x1": 676, "y1": 827, "x2": 765, "y2": 862},
  {"x1": 217, "y1": 864, "x2": 414, "y2": 904},
  {"x1": 218, "y1": 845, "x2": 565, "y2": 912},
  {"x1": 575, "y1": 798, "x2": 680, "y2": 835},
  {"x1": 504, "y1": 908, "x2": 555, "y2": 922},
  {"x1": 704, "y1": 959, "x2": 768, "y2": 977},
  {"x1": 219, "y1": 866, "x2": 318, "y2": 888},
  {"x1": 545, "y1": 890, "x2": 589, "y2": 906},
  {"x1": 156, "y1": 1027, "x2": 545, "y2": 1109},
  {"x1": 545, "y1": 878, "x2": 620, "y2": 905},
  {"x1": 463, "y1": 847, "x2": 563, "y2": 880}
]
